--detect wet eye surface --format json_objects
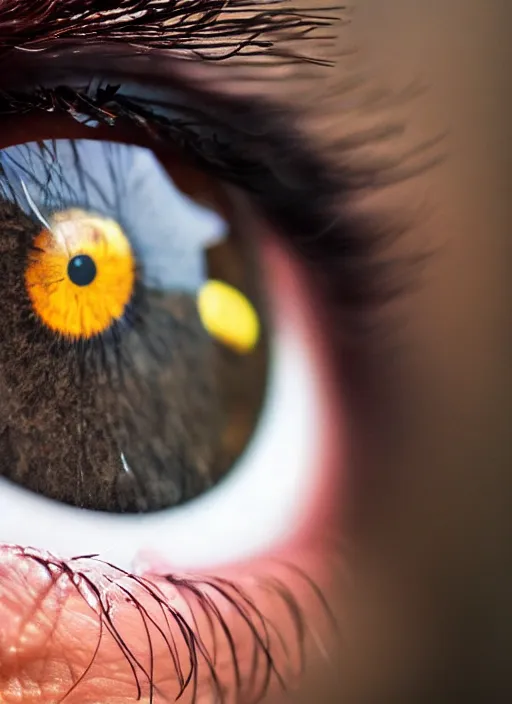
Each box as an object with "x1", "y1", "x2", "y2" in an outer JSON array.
[{"x1": 0, "y1": 139, "x2": 268, "y2": 513}]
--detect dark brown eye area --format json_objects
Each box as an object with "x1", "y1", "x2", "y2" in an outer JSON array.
[{"x1": 0, "y1": 137, "x2": 268, "y2": 513}]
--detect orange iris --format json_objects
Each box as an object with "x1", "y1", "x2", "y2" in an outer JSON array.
[{"x1": 25, "y1": 209, "x2": 136, "y2": 340}]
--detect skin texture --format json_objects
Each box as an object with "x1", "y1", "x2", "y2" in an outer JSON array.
[{"x1": 0, "y1": 1, "x2": 511, "y2": 702}]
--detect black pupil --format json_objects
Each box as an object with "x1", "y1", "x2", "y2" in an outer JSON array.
[{"x1": 68, "y1": 255, "x2": 97, "y2": 287}]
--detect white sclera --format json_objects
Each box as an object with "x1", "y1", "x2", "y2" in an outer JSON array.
[{"x1": 0, "y1": 309, "x2": 322, "y2": 571}]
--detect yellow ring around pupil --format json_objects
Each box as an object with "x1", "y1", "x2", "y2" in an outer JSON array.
[{"x1": 24, "y1": 209, "x2": 136, "y2": 340}]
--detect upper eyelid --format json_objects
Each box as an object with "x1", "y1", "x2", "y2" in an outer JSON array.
[
  {"x1": 0, "y1": 49, "x2": 345, "y2": 229},
  {"x1": 0, "y1": 48, "x2": 407, "y2": 323},
  {"x1": 0, "y1": 46, "x2": 354, "y2": 207}
]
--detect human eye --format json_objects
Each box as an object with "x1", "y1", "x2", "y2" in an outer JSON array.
[{"x1": 0, "y1": 4, "x2": 407, "y2": 703}]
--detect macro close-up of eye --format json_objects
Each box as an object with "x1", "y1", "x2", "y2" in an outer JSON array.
[
  {"x1": 0, "y1": 137, "x2": 267, "y2": 515},
  {"x1": 3, "y1": 2, "x2": 505, "y2": 704}
]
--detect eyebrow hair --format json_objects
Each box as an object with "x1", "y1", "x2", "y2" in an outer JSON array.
[{"x1": 0, "y1": 0, "x2": 343, "y2": 65}]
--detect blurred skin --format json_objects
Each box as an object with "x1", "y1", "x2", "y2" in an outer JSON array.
[
  {"x1": 271, "y1": 1, "x2": 511, "y2": 701},
  {"x1": 309, "y1": 2, "x2": 512, "y2": 701},
  {"x1": 1, "y1": 1, "x2": 511, "y2": 702}
]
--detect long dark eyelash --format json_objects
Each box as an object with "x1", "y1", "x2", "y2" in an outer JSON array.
[
  {"x1": 6, "y1": 546, "x2": 337, "y2": 703},
  {"x1": 0, "y1": 0, "x2": 343, "y2": 66},
  {"x1": 0, "y1": 71, "x2": 404, "y2": 323}
]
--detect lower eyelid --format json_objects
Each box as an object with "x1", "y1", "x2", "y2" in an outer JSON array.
[{"x1": 0, "y1": 545, "x2": 338, "y2": 703}]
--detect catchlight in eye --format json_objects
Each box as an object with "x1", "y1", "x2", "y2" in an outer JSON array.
[{"x1": 0, "y1": 138, "x2": 269, "y2": 514}]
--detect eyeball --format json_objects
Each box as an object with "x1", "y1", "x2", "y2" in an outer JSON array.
[{"x1": 0, "y1": 138, "x2": 330, "y2": 570}]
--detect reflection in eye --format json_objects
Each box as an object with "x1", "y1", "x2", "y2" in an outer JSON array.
[{"x1": 0, "y1": 139, "x2": 268, "y2": 514}]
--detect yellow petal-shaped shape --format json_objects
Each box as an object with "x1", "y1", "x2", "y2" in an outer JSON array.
[{"x1": 198, "y1": 280, "x2": 260, "y2": 354}]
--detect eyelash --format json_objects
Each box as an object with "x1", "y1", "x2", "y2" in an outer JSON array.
[
  {"x1": 0, "y1": 1, "x2": 340, "y2": 64},
  {"x1": 6, "y1": 544, "x2": 337, "y2": 703},
  {"x1": 0, "y1": 72, "x2": 403, "y2": 326}
]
